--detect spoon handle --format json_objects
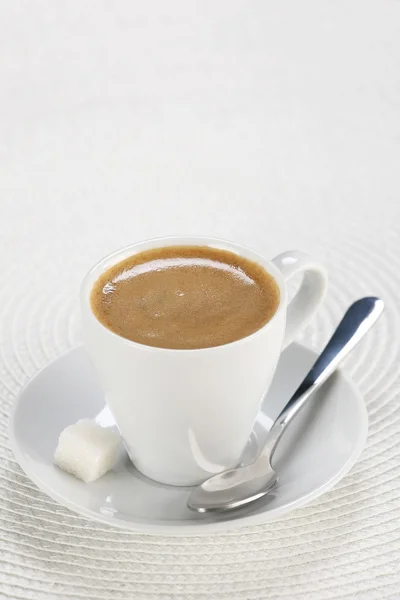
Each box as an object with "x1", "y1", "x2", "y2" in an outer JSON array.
[{"x1": 260, "y1": 297, "x2": 384, "y2": 461}]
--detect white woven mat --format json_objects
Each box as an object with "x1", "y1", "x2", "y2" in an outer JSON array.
[{"x1": 1, "y1": 2, "x2": 400, "y2": 599}]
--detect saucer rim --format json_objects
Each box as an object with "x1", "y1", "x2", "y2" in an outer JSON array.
[{"x1": 9, "y1": 343, "x2": 368, "y2": 536}]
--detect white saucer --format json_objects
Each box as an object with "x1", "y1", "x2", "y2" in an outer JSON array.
[{"x1": 9, "y1": 343, "x2": 367, "y2": 535}]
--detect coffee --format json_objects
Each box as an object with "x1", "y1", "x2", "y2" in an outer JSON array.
[{"x1": 91, "y1": 245, "x2": 280, "y2": 349}]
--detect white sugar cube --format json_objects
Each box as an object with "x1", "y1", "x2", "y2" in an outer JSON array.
[{"x1": 54, "y1": 419, "x2": 121, "y2": 482}]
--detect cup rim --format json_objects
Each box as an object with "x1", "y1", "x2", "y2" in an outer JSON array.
[{"x1": 81, "y1": 235, "x2": 287, "y2": 353}]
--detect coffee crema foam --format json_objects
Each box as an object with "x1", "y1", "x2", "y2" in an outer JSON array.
[{"x1": 91, "y1": 245, "x2": 280, "y2": 349}]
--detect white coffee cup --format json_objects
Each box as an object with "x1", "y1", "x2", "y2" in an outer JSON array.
[{"x1": 81, "y1": 236, "x2": 327, "y2": 486}]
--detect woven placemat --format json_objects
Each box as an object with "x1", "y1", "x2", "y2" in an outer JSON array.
[{"x1": 1, "y1": 2, "x2": 399, "y2": 598}]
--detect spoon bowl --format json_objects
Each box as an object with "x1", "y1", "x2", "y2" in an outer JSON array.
[{"x1": 188, "y1": 457, "x2": 278, "y2": 513}]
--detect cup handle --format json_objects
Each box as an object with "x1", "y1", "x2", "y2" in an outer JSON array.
[{"x1": 272, "y1": 250, "x2": 328, "y2": 349}]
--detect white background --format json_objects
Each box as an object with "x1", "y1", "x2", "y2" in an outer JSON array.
[{"x1": 0, "y1": 1, "x2": 399, "y2": 599}]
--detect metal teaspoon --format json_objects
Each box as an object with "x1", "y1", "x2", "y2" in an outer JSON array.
[{"x1": 188, "y1": 297, "x2": 384, "y2": 513}]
